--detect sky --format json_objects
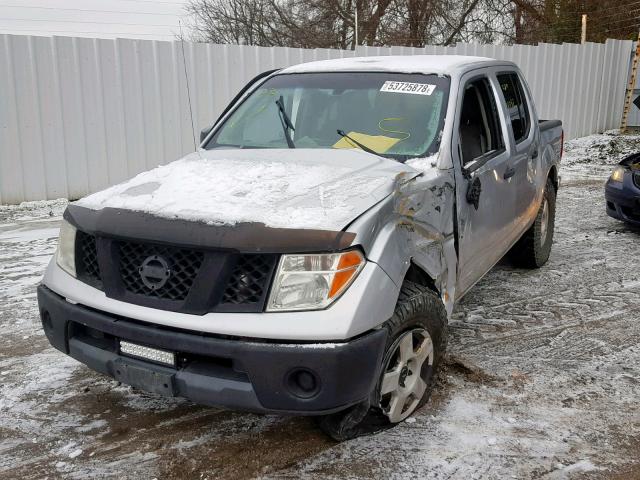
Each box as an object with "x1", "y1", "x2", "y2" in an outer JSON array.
[{"x1": 0, "y1": 0, "x2": 193, "y2": 41}]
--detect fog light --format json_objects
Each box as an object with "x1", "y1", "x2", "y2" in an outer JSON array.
[
  {"x1": 286, "y1": 368, "x2": 321, "y2": 398},
  {"x1": 296, "y1": 371, "x2": 316, "y2": 391}
]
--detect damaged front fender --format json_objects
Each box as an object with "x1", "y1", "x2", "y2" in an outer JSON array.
[{"x1": 347, "y1": 167, "x2": 458, "y2": 317}]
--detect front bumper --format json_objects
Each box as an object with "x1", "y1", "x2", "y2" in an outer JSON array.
[
  {"x1": 605, "y1": 176, "x2": 640, "y2": 226},
  {"x1": 37, "y1": 285, "x2": 388, "y2": 414}
]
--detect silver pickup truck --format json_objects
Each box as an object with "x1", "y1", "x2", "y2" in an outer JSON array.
[{"x1": 38, "y1": 55, "x2": 563, "y2": 440}]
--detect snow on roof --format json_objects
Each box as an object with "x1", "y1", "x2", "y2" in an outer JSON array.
[{"x1": 281, "y1": 55, "x2": 503, "y2": 76}]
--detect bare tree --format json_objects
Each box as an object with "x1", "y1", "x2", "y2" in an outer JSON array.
[
  {"x1": 185, "y1": 0, "x2": 640, "y2": 48},
  {"x1": 186, "y1": 0, "x2": 277, "y2": 45},
  {"x1": 186, "y1": 0, "x2": 496, "y2": 47}
]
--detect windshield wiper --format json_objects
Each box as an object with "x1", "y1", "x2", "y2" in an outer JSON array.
[
  {"x1": 336, "y1": 129, "x2": 381, "y2": 157},
  {"x1": 275, "y1": 96, "x2": 295, "y2": 148}
]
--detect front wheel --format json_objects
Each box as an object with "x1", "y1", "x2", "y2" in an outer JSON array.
[
  {"x1": 509, "y1": 177, "x2": 556, "y2": 268},
  {"x1": 378, "y1": 327, "x2": 434, "y2": 422},
  {"x1": 316, "y1": 282, "x2": 447, "y2": 441}
]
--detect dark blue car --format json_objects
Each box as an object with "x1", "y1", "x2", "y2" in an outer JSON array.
[{"x1": 605, "y1": 152, "x2": 640, "y2": 226}]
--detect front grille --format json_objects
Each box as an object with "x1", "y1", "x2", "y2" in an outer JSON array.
[
  {"x1": 117, "y1": 241, "x2": 204, "y2": 301},
  {"x1": 76, "y1": 231, "x2": 103, "y2": 289},
  {"x1": 73, "y1": 231, "x2": 278, "y2": 312},
  {"x1": 222, "y1": 255, "x2": 277, "y2": 305}
]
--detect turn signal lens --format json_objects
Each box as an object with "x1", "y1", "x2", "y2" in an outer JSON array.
[
  {"x1": 328, "y1": 250, "x2": 363, "y2": 298},
  {"x1": 610, "y1": 166, "x2": 625, "y2": 183},
  {"x1": 267, "y1": 250, "x2": 365, "y2": 311}
]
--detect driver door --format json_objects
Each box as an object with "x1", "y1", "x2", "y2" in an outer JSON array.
[{"x1": 454, "y1": 72, "x2": 517, "y2": 298}]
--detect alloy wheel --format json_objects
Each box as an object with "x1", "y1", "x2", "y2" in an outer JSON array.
[{"x1": 379, "y1": 328, "x2": 434, "y2": 423}]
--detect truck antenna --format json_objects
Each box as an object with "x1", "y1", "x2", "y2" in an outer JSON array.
[{"x1": 179, "y1": 20, "x2": 197, "y2": 151}]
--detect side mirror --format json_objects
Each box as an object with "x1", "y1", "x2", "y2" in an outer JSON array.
[{"x1": 200, "y1": 125, "x2": 213, "y2": 144}]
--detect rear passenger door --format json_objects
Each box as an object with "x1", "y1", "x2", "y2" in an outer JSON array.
[
  {"x1": 453, "y1": 73, "x2": 515, "y2": 298},
  {"x1": 496, "y1": 72, "x2": 539, "y2": 232}
]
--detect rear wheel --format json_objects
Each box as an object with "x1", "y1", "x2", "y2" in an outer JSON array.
[
  {"x1": 509, "y1": 177, "x2": 556, "y2": 268},
  {"x1": 316, "y1": 282, "x2": 447, "y2": 441}
]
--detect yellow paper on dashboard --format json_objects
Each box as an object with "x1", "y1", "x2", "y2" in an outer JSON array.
[{"x1": 333, "y1": 132, "x2": 401, "y2": 153}]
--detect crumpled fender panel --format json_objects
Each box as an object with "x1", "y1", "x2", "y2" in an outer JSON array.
[{"x1": 348, "y1": 168, "x2": 458, "y2": 317}]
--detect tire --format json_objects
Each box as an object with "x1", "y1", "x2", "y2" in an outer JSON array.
[
  {"x1": 316, "y1": 282, "x2": 448, "y2": 441},
  {"x1": 509, "y1": 177, "x2": 556, "y2": 268}
]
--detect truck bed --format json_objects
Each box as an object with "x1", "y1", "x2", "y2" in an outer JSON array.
[
  {"x1": 539, "y1": 119, "x2": 562, "y2": 132},
  {"x1": 539, "y1": 120, "x2": 563, "y2": 168}
]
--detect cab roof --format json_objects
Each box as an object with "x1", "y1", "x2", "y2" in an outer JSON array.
[{"x1": 280, "y1": 55, "x2": 512, "y2": 76}]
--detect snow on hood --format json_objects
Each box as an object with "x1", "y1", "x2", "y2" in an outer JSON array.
[{"x1": 75, "y1": 148, "x2": 421, "y2": 231}]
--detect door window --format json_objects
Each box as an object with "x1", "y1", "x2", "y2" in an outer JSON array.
[
  {"x1": 458, "y1": 78, "x2": 505, "y2": 166},
  {"x1": 497, "y1": 73, "x2": 530, "y2": 143}
]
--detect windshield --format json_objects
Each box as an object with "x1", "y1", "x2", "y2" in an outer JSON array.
[{"x1": 205, "y1": 72, "x2": 450, "y2": 161}]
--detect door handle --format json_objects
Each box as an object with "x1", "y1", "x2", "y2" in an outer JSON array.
[{"x1": 503, "y1": 167, "x2": 516, "y2": 179}]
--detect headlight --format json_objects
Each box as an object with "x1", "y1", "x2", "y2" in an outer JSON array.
[
  {"x1": 610, "y1": 166, "x2": 625, "y2": 183},
  {"x1": 266, "y1": 250, "x2": 365, "y2": 311},
  {"x1": 56, "y1": 220, "x2": 77, "y2": 277}
]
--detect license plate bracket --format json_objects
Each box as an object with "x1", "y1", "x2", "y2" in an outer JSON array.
[{"x1": 112, "y1": 359, "x2": 176, "y2": 397}]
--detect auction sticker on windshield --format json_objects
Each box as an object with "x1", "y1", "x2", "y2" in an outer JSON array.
[{"x1": 380, "y1": 81, "x2": 436, "y2": 95}]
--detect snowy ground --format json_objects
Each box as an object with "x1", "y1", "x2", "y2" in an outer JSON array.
[{"x1": 1, "y1": 132, "x2": 639, "y2": 479}]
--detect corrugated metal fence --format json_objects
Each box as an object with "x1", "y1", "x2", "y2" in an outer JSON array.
[{"x1": 0, "y1": 34, "x2": 633, "y2": 204}]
